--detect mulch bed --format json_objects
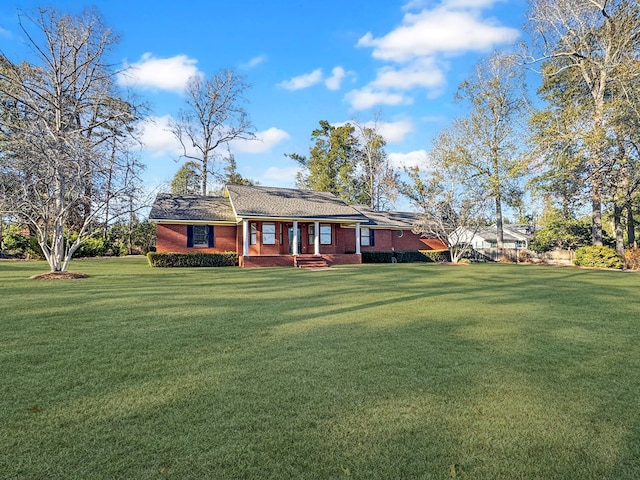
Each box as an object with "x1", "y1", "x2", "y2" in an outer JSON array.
[{"x1": 30, "y1": 272, "x2": 89, "y2": 280}]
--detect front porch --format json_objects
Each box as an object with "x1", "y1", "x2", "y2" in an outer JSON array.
[{"x1": 239, "y1": 253, "x2": 362, "y2": 268}]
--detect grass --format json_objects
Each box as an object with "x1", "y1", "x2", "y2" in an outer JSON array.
[{"x1": 1, "y1": 257, "x2": 640, "y2": 479}]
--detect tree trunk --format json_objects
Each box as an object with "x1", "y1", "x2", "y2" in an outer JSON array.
[
  {"x1": 591, "y1": 181, "x2": 603, "y2": 246},
  {"x1": 495, "y1": 194, "x2": 504, "y2": 251},
  {"x1": 628, "y1": 207, "x2": 636, "y2": 249},
  {"x1": 201, "y1": 152, "x2": 208, "y2": 195},
  {"x1": 613, "y1": 203, "x2": 624, "y2": 257}
]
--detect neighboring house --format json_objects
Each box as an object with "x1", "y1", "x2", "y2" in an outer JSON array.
[
  {"x1": 453, "y1": 224, "x2": 536, "y2": 250},
  {"x1": 149, "y1": 185, "x2": 447, "y2": 267}
]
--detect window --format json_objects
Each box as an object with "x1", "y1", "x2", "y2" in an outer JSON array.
[
  {"x1": 262, "y1": 223, "x2": 276, "y2": 244},
  {"x1": 396, "y1": 230, "x2": 404, "y2": 238},
  {"x1": 320, "y1": 224, "x2": 332, "y2": 245},
  {"x1": 250, "y1": 223, "x2": 257, "y2": 245},
  {"x1": 187, "y1": 225, "x2": 213, "y2": 247},
  {"x1": 361, "y1": 227, "x2": 375, "y2": 246},
  {"x1": 308, "y1": 224, "x2": 315, "y2": 245}
]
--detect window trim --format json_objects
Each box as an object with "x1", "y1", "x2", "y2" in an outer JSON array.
[
  {"x1": 319, "y1": 224, "x2": 332, "y2": 245},
  {"x1": 250, "y1": 222, "x2": 257, "y2": 245},
  {"x1": 262, "y1": 222, "x2": 276, "y2": 245},
  {"x1": 308, "y1": 224, "x2": 315, "y2": 246},
  {"x1": 187, "y1": 224, "x2": 214, "y2": 248},
  {"x1": 361, "y1": 227, "x2": 374, "y2": 246}
]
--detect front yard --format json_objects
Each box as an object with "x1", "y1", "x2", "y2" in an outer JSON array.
[{"x1": 1, "y1": 258, "x2": 639, "y2": 479}]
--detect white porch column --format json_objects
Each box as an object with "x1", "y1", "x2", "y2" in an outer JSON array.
[
  {"x1": 314, "y1": 221, "x2": 320, "y2": 255},
  {"x1": 292, "y1": 220, "x2": 299, "y2": 255},
  {"x1": 355, "y1": 223, "x2": 361, "y2": 255},
  {"x1": 242, "y1": 219, "x2": 249, "y2": 257}
]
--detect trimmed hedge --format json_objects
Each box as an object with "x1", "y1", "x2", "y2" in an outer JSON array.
[
  {"x1": 362, "y1": 250, "x2": 451, "y2": 264},
  {"x1": 362, "y1": 251, "x2": 395, "y2": 263},
  {"x1": 147, "y1": 252, "x2": 238, "y2": 267},
  {"x1": 574, "y1": 245, "x2": 622, "y2": 269}
]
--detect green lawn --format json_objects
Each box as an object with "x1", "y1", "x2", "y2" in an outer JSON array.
[{"x1": 1, "y1": 257, "x2": 640, "y2": 479}]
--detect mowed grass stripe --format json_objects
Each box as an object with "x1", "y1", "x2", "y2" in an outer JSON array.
[{"x1": 1, "y1": 258, "x2": 639, "y2": 479}]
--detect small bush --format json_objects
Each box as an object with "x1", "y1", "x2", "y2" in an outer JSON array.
[
  {"x1": 74, "y1": 236, "x2": 111, "y2": 257},
  {"x1": 147, "y1": 252, "x2": 238, "y2": 267},
  {"x1": 420, "y1": 250, "x2": 451, "y2": 263},
  {"x1": 624, "y1": 248, "x2": 640, "y2": 270},
  {"x1": 574, "y1": 245, "x2": 622, "y2": 269},
  {"x1": 0, "y1": 226, "x2": 43, "y2": 259}
]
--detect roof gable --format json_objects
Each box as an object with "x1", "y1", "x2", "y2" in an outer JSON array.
[
  {"x1": 226, "y1": 185, "x2": 368, "y2": 222},
  {"x1": 149, "y1": 193, "x2": 235, "y2": 223}
]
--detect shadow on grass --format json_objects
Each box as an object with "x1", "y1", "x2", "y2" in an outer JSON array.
[{"x1": 2, "y1": 261, "x2": 640, "y2": 478}]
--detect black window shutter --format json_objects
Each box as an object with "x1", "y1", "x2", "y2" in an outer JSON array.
[
  {"x1": 187, "y1": 225, "x2": 194, "y2": 247},
  {"x1": 208, "y1": 225, "x2": 214, "y2": 247},
  {"x1": 370, "y1": 229, "x2": 375, "y2": 246}
]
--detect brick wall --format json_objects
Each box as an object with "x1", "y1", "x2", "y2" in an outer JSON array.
[
  {"x1": 156, "y1": 224, "x2": 237, "y2": 254},
  {"x1": 156, "y1": 223, "x2": 448, "y2": 257},
  {"x1": 360, "y1": 228, "x2": 447, "y2": 252}
]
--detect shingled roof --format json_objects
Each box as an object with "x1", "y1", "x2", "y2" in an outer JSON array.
[
  {"x1": 353, "y1": 205, "x2": 421, "y2": 229},
  {"x1": 149, "y1": 193, "x2": 236, "y2": 223},
  {"x1": 225, "y1": 185, "x2": 369, "y2": 222}
]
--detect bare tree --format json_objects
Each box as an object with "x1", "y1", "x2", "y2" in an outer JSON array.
[
  {"x1": 0, "y1": 8, "x2": 142, "y2": 272},
  {"x1": 403, "y1": 164, "x2": 489, "y2": 263},
  {"x1": 171, "y1": 71, "x2": 255, "y2": 195}
]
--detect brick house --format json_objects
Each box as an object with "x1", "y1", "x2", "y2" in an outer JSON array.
[{"x1": 149, "y1": 185, "x2": 446, "y2": 267}]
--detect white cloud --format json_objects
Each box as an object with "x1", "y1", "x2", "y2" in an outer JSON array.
[
  {"x1": 345, "y1": 87, "x2": 413, "y2": 111},
  {"x1": 118, "y1": 53, "x2": 201, "y2": 92},
  {"x1": 278, "y1": 69, "x2": 323, "y2": 90},
  {"x1": 371, "y1": 59, "x2": 446, "y2": 91},
  {"x1": 232, "y1": 127, "x2": 290, "y2": 154},
  {"x1": 373, "y1": 120, "x2": 415, "y2": 143},
  {"x1": 358, "y1": 5, "x2": 519, "y2": 63},
  {"x1": 325, "y1": 66, "x2": 351, "y2": 90},
  {"x1": 350, "y1": 1, "x2": 518, "y2": 110},
  {"x1": 389, "y1": 150, "x2": 431, "y2": 169},
  {"x1": 240, "y1": 55, "x2": 267, "y2": 70},
  {"x1": 138, "y1": 115, "x2": 181, "y2": 157}
]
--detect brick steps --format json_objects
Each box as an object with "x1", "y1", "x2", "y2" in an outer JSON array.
[{"x1": 294, "y1": 256, "x2": 330, "y2": 269}]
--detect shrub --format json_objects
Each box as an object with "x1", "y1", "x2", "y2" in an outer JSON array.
[
  {"x1": 147, "y1": 252, "x2": 238, "y2": 267},
  {"x1": 395, "y1": 251, "x2": 428, "y2": 263},
  {"x1": 362, "y1": 251, "x2": 394, "y2": 263},
  {"x1": 74, "y1": 236, "x2": 110, "y2": 257},
  {"x1": 0, "y1": 226, "x2": 43, "y2": 259},
  {"x1": 1, "y1": 227, "x2": 31, "y2": 255},
  {"x1": 574, "y1": 245, "x2": 622, "y2": 269},
  {"x1": 624, "y1": 248, "x2": 640, "y2": 270},
  {"x1": 529, "y1": 217, "x2": 592, "y2": 253},
  {"x1": 362, "y1": 250, "x2": 451, "y2": 264},
  {"x1": 419, "y1": 250, "x2": 451, "y2": 263}
]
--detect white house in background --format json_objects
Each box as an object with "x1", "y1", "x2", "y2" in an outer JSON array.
[{"x1": 452, "y1": 224, "x2": 536, "y2": 250}]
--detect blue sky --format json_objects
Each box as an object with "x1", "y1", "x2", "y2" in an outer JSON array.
[{"x1": 1, "y1": 0, "x2": 529, "y2": 203}]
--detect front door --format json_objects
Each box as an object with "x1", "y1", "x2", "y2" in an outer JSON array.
[{"x1": 287, "y1": 225, "x2": 302, "y2": 254}]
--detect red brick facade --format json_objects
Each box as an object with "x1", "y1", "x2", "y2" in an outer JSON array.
[
  {"x1": 360, "y1": 228, "x2": 447, "y2": 252},
  {"x1": 156, "y1": 221, "x2": 447, "y2": 267},
  {"x1": 156, "y1": 224, "x2": 237, "y2": 254}
]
